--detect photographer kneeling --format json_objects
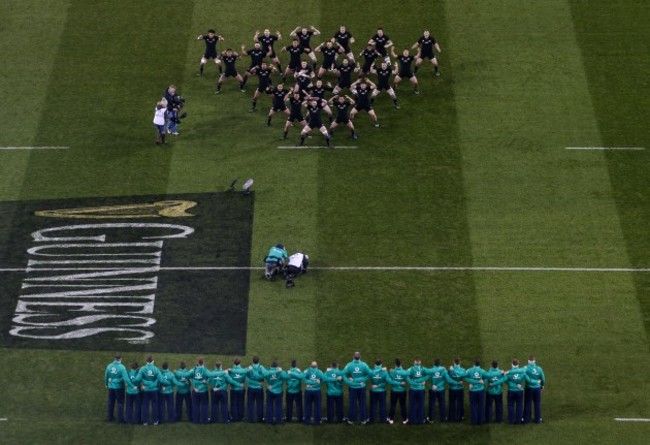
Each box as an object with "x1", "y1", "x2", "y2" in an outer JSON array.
[{"x1": 285, "y1": 252, "x2": 309, "y2": 288}]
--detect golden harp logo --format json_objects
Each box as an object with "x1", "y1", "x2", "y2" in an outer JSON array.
[{"x1": 34, "y1": 200, "x2": 197, "y2": 219}]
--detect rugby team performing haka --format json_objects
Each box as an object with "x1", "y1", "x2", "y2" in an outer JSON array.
[{"x1": 196, "y1": 25, "x2": 442, "y2": 147}]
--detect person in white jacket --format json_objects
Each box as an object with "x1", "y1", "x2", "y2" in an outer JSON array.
[
  {"x1": 153, "y1": 101, "x2": 167, "y2": 145},
  {"x1": 285, "y1": 252, "x2": 309, "y2": 288}
]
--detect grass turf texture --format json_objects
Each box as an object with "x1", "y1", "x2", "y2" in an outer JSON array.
[{"x1": 0, "y1": 0, "x2": 649, "y2": 444}]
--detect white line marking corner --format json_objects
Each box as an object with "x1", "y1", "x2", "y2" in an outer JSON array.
[
  {"x1": 277, "y1": 145, "x2": 357, "y2": 149},
  {"x1": 0, "y1": 146, "x2": 70, "y2": 150},
  {"x1": 565, "y1": 146, "x2": 645, "y2": 151},
  {"x1": 3, "y1": 266, "x2": 650, "y2": 273}
]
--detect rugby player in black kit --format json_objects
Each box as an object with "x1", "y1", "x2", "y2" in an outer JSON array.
[
  {"x1": 412, "y1": 30, "x2": 441, "y2": 76},
  {"x1": 214, "y1": 49, "x2": 245, "y2": 94},
  {"x1": 391, "y1": 47, "x2": 419, "y2": 94},
  {"x1": 265, "y1": 83, "x2": 290, "y2": 126},
  {"x1": 328, "y1": 94, "x2": 357, "y2": 140},
  {"x1": 350, "y1": 78, "x2": 379, "y2": 127},
  {"x1": 290, "y1": 26, "x2": 321, "y2": 70},
  {"x1": 197, "y1": 29, "x2": 224, "y2": 76},
  {"x1": 299, "y1": 98, "x2": 333, "y2": 148}
]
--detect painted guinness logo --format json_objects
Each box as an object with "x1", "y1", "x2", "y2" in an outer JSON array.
[{"x1": 0, "y1": 193, "x2": 253, "y2": 354}]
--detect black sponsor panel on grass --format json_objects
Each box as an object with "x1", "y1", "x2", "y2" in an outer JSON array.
[{"x1": 0, "y1": 193, "x2": 253, "y2": 354}]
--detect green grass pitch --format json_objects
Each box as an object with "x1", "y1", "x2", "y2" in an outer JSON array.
[{"x1": 0, "y1": 0, "x2": 649, "y2": 444}]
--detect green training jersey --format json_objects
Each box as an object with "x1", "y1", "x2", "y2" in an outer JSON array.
[
  {"x1": 343, "y1": 359, "x2": 371, "y2": 389},
  {"x1": 206, "y1": 368, "x2": 240, "y2": 392},
  {"x1": 387, "y1": 367, "x2": 410, "y2": 393},
  {"x1": 485, "y1": 367, "x2": 507, "y2": 395},
  {"x1": 323, "y1": 368, "x2": 345, "y2": 396},
  {"x1": 263, "y1": 367, "x2": 287, "y2": 394},
  {"x1": 465, "y1": 365, "x2": 488, "y2": 392},
  {"x1": 286, "y1": 367, "x2": 304, "y2": 394},
  {"x1": 369, "y1": 365, "x2": 389, "y2": 392},
  {"x1": 188, "y1": 365, "x2": 209, "y2": 393},
  {"x1": 174, "y1": 368, "x2": 192, "y2": 394},
  {"x1": 505, "y1": 366, "x2": 528, "y2": 392},
  {"x1": 304, "y1": 367, "x2": 326, "y2": 392},
  {"x1": 246, "y1": 363, "x2": 267, "y2": 390},
  {"x1": 447, "y1": 364, "x2": 467, "y2": 391},
  {"x1": 137, "y1": 362, "x2": 163, "y2": 392},
  {"x1": 425, "y1": 365, "x2": 455, "y2": 392},
  {"x1": 229, "y1": 365, "x2": 250, "y2": 391},
  {"x1": 160, "y1": 369, "x2": 180, "y2": 394},
  {"x1": 105, "y1": 360, "x2": 133, "y2": 390},
  {"x1": 524, "y1": 363, "x2": 545, "y2": 389},
  {"x1": 126, "y1": 368, "x2": 141, "y2": 395},
  {"x1": 406, "y1": 365, "x2": 427, "y2": 391}
]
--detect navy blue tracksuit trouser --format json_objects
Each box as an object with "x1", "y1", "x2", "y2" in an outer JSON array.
[
  {"x1": 469, "y1": 390, "x2": 485, "y2": 425},
  {"x1": 304, "y1": 390, "x2": 322, "y2": 424},
  {"x1": 348, "y1": 387, "x2": 367, "y2": 422},
  {"x1": 428, "y1": 389, "x2": 446, "y2": 422},
  {"x1": 507, "y1": 391, "x2": 524, "y2": 424},
  {"x1": 369, "y1": 391, "x2": 387, "y2": 423},
  {"x1": 485, "y1": 393, "x2": 503, "y2": 423},
  {"x1": 408, "y1": 390, "x2": 425, "y2": 424}
]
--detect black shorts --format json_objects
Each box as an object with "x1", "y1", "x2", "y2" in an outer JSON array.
[
  {"x1": 246, "y1": 64, "x2": 260, "y2": 74},
  {"x1": 419, "y1": 50, "x2": 436, "y2": 60},
  {"x1": 354, "y1": 103, "x2": 372, "y2": 112},
  {"x1": 377, "y1": 82, "x2": 391, "y2": 91},
  {"x1": 361, "y1": 61, "x2": 373, "y2": 73},
  {"x1": 204, "y1": 51, "x2": 218, "y2": 59},
  {"x1": 307, "y1": 120, "x2": 323, "y2": 129},
  {"x1": 288, "y1": 60, "x2": 301, "y2": 70},
  {"x1": 288, "y1": 113, "x2": 304, "y2": 122},
  {"x1": 273, "y1": 104, "x2": 287, "y2": 112},
  {"x1": 223, "y1": 68, "x2": 239, "y2": 78},
  {"x1": 398, "y1": 71, "x2": 414, "y2": 79},
  {"x1": 335, "y1": 117, "x2": 350, "y2": 124},
  {"x1": 258, "y1": 81, "x2": 272, "y2": 91},
  {"x1": 321, "y1": 60, "x2": 335, "y2": 70},
  {"x1": 338, "y1": 79, "x2": 352, "y2": 89}
]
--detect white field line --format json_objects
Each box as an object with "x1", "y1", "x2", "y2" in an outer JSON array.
[
  {"x1": 2, "y1": 266, "x2": 650, "y2": 272},
  {"x1": 277, "y1": 145, "x2": 357, "y2": 149},
  {"x1": 565, "y1": 146, "x2": 645, "y2": 151},
  {"x1": 0, "y1": 146, "x2": 70, "y2": 150},
  {"x1": 614, "y1": 418, "x2": 650, "y2": 422},
  {"x1": 0, "y1": 417, "x2": 7, "y2": 421}
]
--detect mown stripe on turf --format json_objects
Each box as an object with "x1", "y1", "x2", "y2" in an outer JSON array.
[
  {"x1": 569, "y1": 0, "x2": 650, "y2": 345},
  {"x1": 170, "y1": 6, "x2": 328, "y2": 432},
  {"x1": 315, "y1": 2, "x2": 486, "y2": 442},
  {"x1": 10, "y1": 3, "x2": 195, "y2": 441},
  {"x1": 0, "y1": 1, "x2": 71, "y2": 202},
  {"x1": 449, "y1": 0, "x2": 650, "y2": 438},
  {"x1": 21, "y1": 1, "x2": 196, "y2": 201}
]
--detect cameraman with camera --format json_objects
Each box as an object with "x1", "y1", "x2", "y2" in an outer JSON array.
[{"x1": 162, "y1": 84, "x2": 187, "y2": 136}]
